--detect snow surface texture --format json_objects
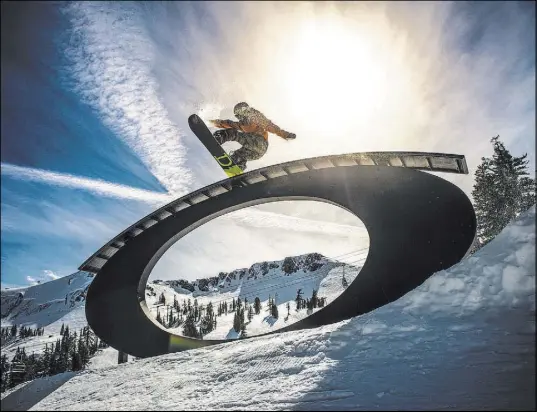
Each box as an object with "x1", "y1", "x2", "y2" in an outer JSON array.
[
  {"x1": 145, "y1": 253, "x2": 361, "y2": 339},
  {"x1": 6, "y1": 207, "x2": 532, "y2": 411}
]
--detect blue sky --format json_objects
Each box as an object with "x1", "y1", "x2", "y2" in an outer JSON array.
[{"x1": 1, "y1": 1, "x2": 534, "y2": 288}]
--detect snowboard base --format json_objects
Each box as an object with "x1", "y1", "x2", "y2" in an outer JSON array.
[{"x1": 188, "y1": 114, "x2": 244, "y2": 178}]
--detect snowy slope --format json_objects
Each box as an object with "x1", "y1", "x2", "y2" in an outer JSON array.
[
  {"x1": 1, "y1": 271, "x2": 94, "y2": 328},
  {"x1": 145, "y1": 253, "x2": 362, "y2": 339},
  {"x1": 18, "y1": 207, "x2": 534, "y2": 411},
  {"x1": 0, "y1": 271, "x2": 120, "y2": 372},
  {"x1": 1, "y1": 271, "x2": 94, "y2": 361}
]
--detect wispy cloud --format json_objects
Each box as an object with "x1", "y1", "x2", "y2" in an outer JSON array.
[
  {"x1": 225, "y1": 208, "x2": 369, "y2": 238},
  {"x1": 61, "y1": 2, "x2": 192, "y2": 195},
  {"x1": 3, "y1": 2, "x2": 534, "y2": 288},
  {"x1": 151, "y1": 201, "x2": 370, "y2": 282},
  {"x1": 1, "y1": 162, "x2": 174, "y2": 205},
  {"x1": 133, "y1": 1, "x2": 534, "y2": 197},
  {"x1": 26, "y1": 270, "x2": 60, "y2": 286},
  {"x1": 1, "y1": 194, "x2": 146, "y2": 243}
]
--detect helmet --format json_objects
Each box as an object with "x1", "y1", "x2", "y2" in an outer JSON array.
[{"x1": 234, "y1": 102, "x2": 249, "y2": 118}]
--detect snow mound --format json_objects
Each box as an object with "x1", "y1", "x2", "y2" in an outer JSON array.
[
  {"x1": 23, "y1": 207, "x2": 534, "y2": 411},
  {"x1": 399, "y1": 206, "x2": 535, "y2": 316}
]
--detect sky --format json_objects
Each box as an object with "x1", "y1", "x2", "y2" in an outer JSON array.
[{"x1": 1, "y1": 1, "x2": 535, "y2": 288}]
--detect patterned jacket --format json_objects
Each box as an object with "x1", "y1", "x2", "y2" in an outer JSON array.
[{"x1": 210, "y1": 109, "x2": 292, "y2": 141}]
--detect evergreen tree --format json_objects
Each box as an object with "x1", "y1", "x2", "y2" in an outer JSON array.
[
  {"x1": 311, "y1": 289, "x2": 318, "y2": 309},
  {"x1": 254, "y1": 297, "x2": 261, "y2": 315},
  {"x1": 200, "y1": 302, "x2": 215, "y2": 335},
  {"x1": 60, "y1": 323, "x2": 65, "y2": 336},
  {"x1": 240, "y1": 320, "x2": 247, "y2": 339},
  {"x1": 156, "y1": 309, "x2": 163, "y2": 325},
  {"x1": 70, "y1": 346, "x2": 82, "y2": 371},
  {"x1": 24, "y1": 353, "x2": 37, "y2": 382},
  {"x1": 233, "y1": 311, "x2": 241, "y2": 333},
  {"x1": 267, "y1": 296, "x2": 272, "y2": 314},
  {"x1": 0, "y1": 354, "x2": 9, "y2": 392},
  {"x1": 78, "y1": 334, "x2": 90, "y2": 367},
  {"x1": 270, "y1": 298, "x2": 279, "y2": 318},
  {"x1": 182, "y1": 313, "x2": 199, "y2": 338},
  {"x1": 247, "y1": 306, "x2": 254, "y2": 322},
  {"x1": 295, "y1": 289, "x2": 304, "y2": 311},
  {"x1": 286, "y1": 302, "x2": 290, "y2": 318},
  {"x1": 159, "y1": 292, "x2": 166, "y2": 305},
  {"x1": 472, "y1": 136, "x2": 535, "y2": 247}
]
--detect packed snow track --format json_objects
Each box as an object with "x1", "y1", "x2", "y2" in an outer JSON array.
[{"x1": 81, "y1": 152, "x2": 476, "y2": 358}]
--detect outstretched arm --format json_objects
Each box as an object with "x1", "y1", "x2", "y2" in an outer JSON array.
[
  {"x1": 209, "y1": 119, "x2": 240, "y2": 129},
  {"x1": 266, "y1": 121, "x2": 295, "y2": 140}
]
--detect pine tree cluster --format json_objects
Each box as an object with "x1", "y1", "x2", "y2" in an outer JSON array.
[
  {"x1": 155, "y1": 286, "x2": 328, "y2": 340},
  {"x1": 294, "y1": 288, "x2": 327, "y2": 312},
  {"x1": 0, "y1": 324, "x2": 108, "y2": 393},
  {"x1": 1, "y1": 325, "x2": 44, "y2": 346},
  {"x1": 472, "y1": 136, "x2": 535, "y2": 249}
]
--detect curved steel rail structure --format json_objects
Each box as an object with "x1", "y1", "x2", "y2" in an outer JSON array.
[{"x1": 82, "y1": 152, "x2": 476, "y2": 358}]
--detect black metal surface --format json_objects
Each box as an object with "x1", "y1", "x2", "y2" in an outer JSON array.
[
  {"x1": 79, "y1": 151, "x2": 468, "y2": 273},
  {"x1": 85, "y1": 164, "x2": 476, "y2": 358}
]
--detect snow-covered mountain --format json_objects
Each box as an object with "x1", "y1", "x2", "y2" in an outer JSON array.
[
  {"x1": 3, "y1": 206, "x2": 531, "y2": 411},
  {"x1": 145, "y1": 253, "x2": 361, "y2": 339},
  {"x1": 1, "y1": 271, "x2": 94, "y2": 328},
  {"x1": 0, "y1": 271, "x2": 106, "y2": 369},
  {"x1": 151, "y1": 253, "x2": 341, "y2": 295}
]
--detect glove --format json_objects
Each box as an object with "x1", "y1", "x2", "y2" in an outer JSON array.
[{"x1": 284, "y1": 132, "x2": 296, "y2": 140}]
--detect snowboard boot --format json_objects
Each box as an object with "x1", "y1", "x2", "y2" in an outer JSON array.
[{"x1": 230, "y1": 151, "x2": 247, "y2": 171}]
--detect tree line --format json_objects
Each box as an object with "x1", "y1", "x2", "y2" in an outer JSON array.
[
  {"x1": 1, "y1": 325, "x2": 45, "y2": 345},
  {"x1": 0, "y1": 324, "x2": 108, "y2": 393},
  {"x1": 155, "y1": 286, "x2": 328, "y2": 340}
]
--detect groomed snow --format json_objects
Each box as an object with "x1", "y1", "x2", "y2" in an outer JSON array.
[{"x1": 8, "y1": 206, "x2": 532, "y2": 411}]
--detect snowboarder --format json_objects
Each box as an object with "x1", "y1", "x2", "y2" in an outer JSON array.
[{"x1": 209, "y1": 102, "x2": 296, "y2": 171}]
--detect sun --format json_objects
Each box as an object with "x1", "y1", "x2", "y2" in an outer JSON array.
[{"x1": 282, "y1": 16, "x2": 389, "y2": 137}]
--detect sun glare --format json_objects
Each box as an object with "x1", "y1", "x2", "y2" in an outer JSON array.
[{"x1": 283, "y1": 17, "x2": 389, "y2": 136}]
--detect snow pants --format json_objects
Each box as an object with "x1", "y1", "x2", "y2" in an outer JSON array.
[{"x1": 213, "y1": 129, "x2": 268, "y2": 170}]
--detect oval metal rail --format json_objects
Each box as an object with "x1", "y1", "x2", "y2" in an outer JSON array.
[
  {"x1": 80, "y1": 151, "x2": 468, "y2": 274},
  {"x1": 83, "y1": 152, "x2": 476, "y2": 358}
]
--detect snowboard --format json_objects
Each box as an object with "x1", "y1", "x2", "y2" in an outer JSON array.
[{"x1": 188, "y1": 114, "x2": 244, "y2": 178}]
